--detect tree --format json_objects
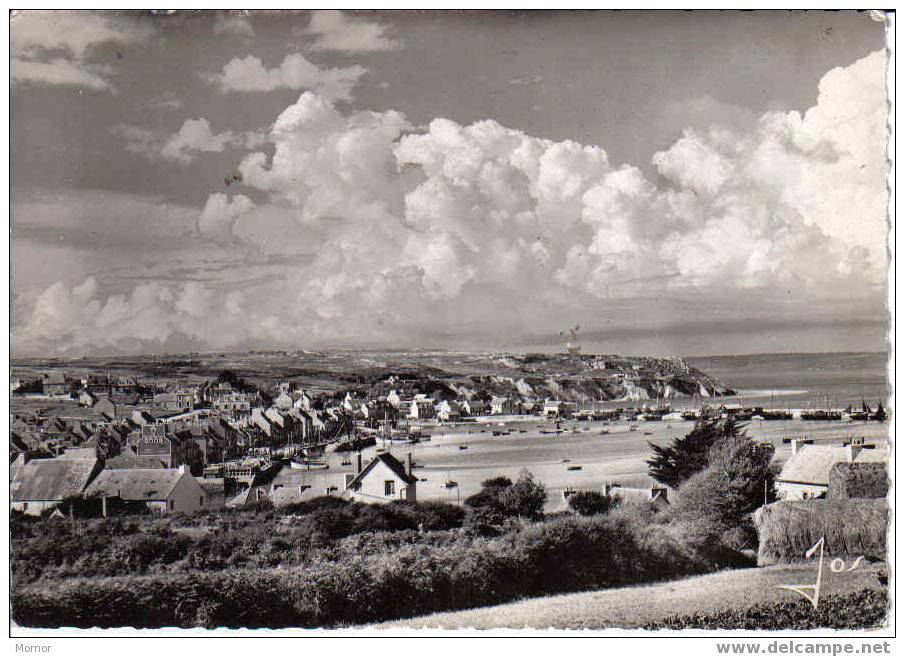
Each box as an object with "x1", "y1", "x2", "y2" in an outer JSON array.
[
  {"x1": 670, "y1": 434, "x2": 777, "y2": 549},
  {"x1": 464, "y1": 471, "x2": 546, "y2": 521},
  {"x1": 498, "y1": 470, "x2": 547, "y2": 520},
  {"x1": 647, "y1": 417, "x2": 745, "y2": 488}
]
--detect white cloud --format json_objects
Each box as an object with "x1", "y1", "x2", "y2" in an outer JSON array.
[
  {"x1": 213, "y1": 13, "x2": 255, "y2": 39},
  {"x1": 10, "y1": 11, "x2": 151, "y2": 92},
  {"x1": 12, "y1": 51, "x2": 889, "y2": 355},
  {"x1": 197, "y1": 193, "x2": 256, "y2": 244},
  {"x1": 304, "y1": 10, "x2": 401, "y2": 53},
  {"x1": 206, "y1": 53, "x2": 366, "y2": 101},
  {"x1": 112, "y1": 118, "x2": 268, "y2": 165},
  {"x1": 148, "y1": 92, "x2": 184, "y2": 112},
  {"x1": 11, "y1": 57, "x2": 114, "y2": 91}
]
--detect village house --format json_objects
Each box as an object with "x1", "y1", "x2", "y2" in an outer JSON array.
[
  {"x1": 153, "y1": 392, "x2": 192, "y2": 412},
  {"x1": 84, "y1": 465, "x2": 207, "y2": 515},
  {"x1": 490, "y1": 396, "x2": 518, "y2": 415},
  {"x1": 437, "y1": 400, "x2": 462, "y2": 422},
  {"x1": 10, "y1": 452, "x2": 103, "y2": 515},
  {"x1": 42, "y1": 371, "x2": 69, "y2": 397},
  {"x1": 387, "y1": 390, "x2": 403, "y2": 409},
  {"x1": 604, "y1": 482, "x2": 670, "y2": 510},
  {"x1": 274, "y1": 391, "x2": 294, "y2": 410},
  {"x1": 93, "y1": 395, "x2": 117, "y2": 418},
  {"x1": 409, "y1": 395, "x2": 436, "y2": 420},
  {"x1": 543, "y1": 399, "x2": 570, "y2": 418},
  {"x1": 212, "y1": 392, "x2": 253, "y2": 417},
  {"x1": 79, "y1": 390, "x2": 97, "y2": 407},
  {"x1": 776, "y1": 438, "x2": 889, "y2": 500},
  {"x1": 293, "y1": 392, "x2": 313, "y2": 411},
  {"x1": 461, "y1": 399, "x2": 488, "y2": 416},
  {"x1": 344, "y1": 452, "x2": 418, "y2": 504}
]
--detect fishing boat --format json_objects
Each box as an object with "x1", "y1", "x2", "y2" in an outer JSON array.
[
  {"x1": 566, "y1": 465, "x2": 582, "y2": 471},
  {"x1": 458, "y1": 444, "x2": 469, "y2": 450}
]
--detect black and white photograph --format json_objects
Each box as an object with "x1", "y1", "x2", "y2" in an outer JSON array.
[{"x1": 6, "y1": 6, "x2": 895, "y2": 642}]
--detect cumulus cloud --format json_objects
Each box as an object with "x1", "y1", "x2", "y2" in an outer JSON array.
[
  {"x1": 197, "y1": 193, "x2": 256, "y2": 244},
  {"x1": 13, "y1": 51, "x2": 889, "y2": 355},
  {"x1": 112, "y1": 118, "x2": 267, "y2": 165},
  {"x1": 304, "y1": 10, "x2": 401, "y2": 52},
  {"x1": 11, "y1": 10, "x2": 151, "y2": 92},
  {"x1": 206, "y1": 53, "x2": 367, "y2": 101}
]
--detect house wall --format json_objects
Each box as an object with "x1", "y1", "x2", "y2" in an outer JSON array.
[
  {"x1": 349, "y1": 460, "x2": 415, "y2": 504},
  {"x1": 11, "y1": 500, "x2": 59, "y2": 516},
  {"x1": 166, "y1": 472, "x2": 207, "y2": 514},
  {"x1": 776, "y1": 481, "x2": 828, "y2": 500}
]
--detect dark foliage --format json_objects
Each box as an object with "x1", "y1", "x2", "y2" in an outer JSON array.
[
  {"x1": 647, "y1": 418, "x2": 744, "y2": 488},
  {"x1": 644, "y1": 589, "x2": 888, "y2": 630},
  {"x1": 670, "y1": 435, "x2": 776, "y2": 550},
  {"x1": 12, "y1": 513, "x2": 741, "y2": 629},
  {"x1": 567, "y1": 491, "x2": 618, "y2": 516}
]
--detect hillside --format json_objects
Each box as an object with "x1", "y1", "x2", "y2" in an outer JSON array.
[
  {"x1": 379, "y1": 562, "x2": 886, "y2": 630},
  {"x1": 10, "y1": 350, "x2": 734, "y2": 402}
]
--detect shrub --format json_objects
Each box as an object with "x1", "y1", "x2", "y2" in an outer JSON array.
[
  {"x1": 644, "y1": 589, "x2": 888, "y2": 630},
  {"x1": 12, "y1": 512, "x2": 743, "y2": 629},
  {"x1": 567, "y1": 491, "x2": 617, "y2": 516},
  {"x1": 670, "y1": 435, "x2": 776, "y2": 551},
  {"x1": 497, "y1": 470, "x2": 547, "y2": 520}
]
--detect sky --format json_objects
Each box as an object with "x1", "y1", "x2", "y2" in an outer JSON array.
[{"x1": 9, "y1": 10, "x2": 891, "y2": 357}]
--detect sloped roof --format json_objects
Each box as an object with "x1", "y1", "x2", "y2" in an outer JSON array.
[
  {"x1": 270, "y1": 485, "x2": 325, "y2": 506},
  {"x1": 85, "y1": 468, "x2": 186, "y2": 501},
  {"x1": 346, "y1": 452, "x2": 417, "y2": 489},
  {"x1": 10, "y1": 457, "x2": 100, "y2": 502},
  {"x1": 105, "y1": 452, "x2": 172, "y2": 469},
  {"x1": 778, "y1": 445, "x2": 889, "y2": 486}
]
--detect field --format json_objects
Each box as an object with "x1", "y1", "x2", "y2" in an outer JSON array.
[{"x1": 381, "y1": 561, "x2": 888, "y2": 630}]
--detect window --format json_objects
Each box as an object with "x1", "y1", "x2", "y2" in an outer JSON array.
[
  {"x1": 200, "y1": 496, "x2": 204, "y2": 506},
  {"x1": 169, "y1": 500, "x2": 174, "y2": 510},
  {"x1": 384, "y1": 480, "x2": 395, "y2": 496}
]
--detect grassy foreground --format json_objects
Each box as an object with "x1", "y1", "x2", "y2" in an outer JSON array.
[{"x1": 379, "y1": 562, "x2": 887, "y2": 630}]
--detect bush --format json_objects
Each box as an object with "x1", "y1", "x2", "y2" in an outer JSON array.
[
  {"x1": 12, "y1": 512, "x2": 743, "y2": 629},
  {"x1": 644, "y1": 589, "x2": 888, "y2": 630},
  {"x1": 670, "y1": 435, "x2": 776, "y2": 551},
  {"x1": 567, "y1": 491, "x2": 617, "y2": 516},
  {"x1": 497, "y1": 470, "x2": 547, "y2": 520}
]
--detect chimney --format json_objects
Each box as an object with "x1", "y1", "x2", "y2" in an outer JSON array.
[
  {"x1": 845, "y1": 443, "x2": 862, "y2": 463},
  {"x1": 356, "y1": 452, "x2": 362, "y2": 474},
  {"x1": 407, "y1": 452, "x2": 413, "y2": 478}
]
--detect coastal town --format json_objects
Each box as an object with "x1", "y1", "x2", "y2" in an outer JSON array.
[{"x1": 9, "y1": 353, "x2": 889, "y2": 517}]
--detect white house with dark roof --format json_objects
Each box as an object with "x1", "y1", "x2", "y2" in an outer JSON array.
[
  {"x1": 344, "y1": 452, "x2": 418, "y2": 503},
  {"x1": 85, "y1": 465, "x2": 206, "y2": 515},
  {"x1": 776, "y1": 439, "x2": 889, "y2": 500}
]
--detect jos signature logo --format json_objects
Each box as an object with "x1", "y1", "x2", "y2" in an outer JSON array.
[{"x1": 774, "y1": 536, "x2": 865, "y2": 609}]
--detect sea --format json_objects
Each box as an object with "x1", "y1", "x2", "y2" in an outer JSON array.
[{"x1": 686, "y1": 351, "x2": 890, "y2": 410}]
